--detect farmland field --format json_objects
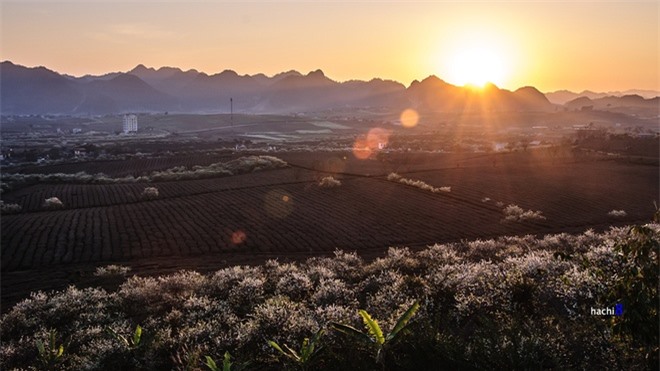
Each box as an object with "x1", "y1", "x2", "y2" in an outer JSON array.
[{"x1": 1, "y1": 148, "x2": 657, "y2": 309}]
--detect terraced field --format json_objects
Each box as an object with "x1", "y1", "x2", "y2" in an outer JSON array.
[{"x1": 1, "y1": 151, "x2": 657, "y2": 309}]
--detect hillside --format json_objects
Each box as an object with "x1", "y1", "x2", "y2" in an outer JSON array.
[{"x1": 1, "y1": 61, "x2": 552, "y2": 115}]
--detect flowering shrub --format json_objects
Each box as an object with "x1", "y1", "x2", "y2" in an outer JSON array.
[
  {"x1": 1, "y1": 225, "x2": 657, "y2": 370},
  {"x1": 501, "y1": 204, "x2": 546, "y2": 223},
  {"x1": 386, "y1": 173, "x2": 450, "y2": 193},
  {"x1": 94, "y1": 265, "x2": 132, "y2": 277},
  {"x1": 318, "y1": 176, "x2": 342, "y2": 188},
  {"x1": 1, "y1": 156, "x2": 288, "y2": 186},
  {"x1": 608, "y1": 209, "x2": 627, "y2": 217},
  {"x1": 141, "y1": 187, "x2": 159, "y2": 200},
  {"x1": 0, "y1": 200, "x2": 22, "y2": 214},
  {"x1": 43, "y1": 197, "x2": 64, "y2": 210}
]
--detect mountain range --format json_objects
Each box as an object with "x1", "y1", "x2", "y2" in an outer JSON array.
[
  {"x1": 545, "y1": 89, "x2": 660, "y2": 105},
  {"x1": 1, "y1": 61, "x2": 656, "y2": 115}
]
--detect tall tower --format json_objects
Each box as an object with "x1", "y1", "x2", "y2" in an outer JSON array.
[{"x1": 230, "y1": 97, "x2": 233, "y2": 128}]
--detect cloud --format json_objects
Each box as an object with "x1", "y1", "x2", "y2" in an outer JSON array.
[{"x1": 88, "y1": 23, "x2": 178, "y2": 44}]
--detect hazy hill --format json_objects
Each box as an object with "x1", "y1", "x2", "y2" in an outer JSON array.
[
  {"x1": 78, "y1": 73, "x2": 177, "y2": 114},
  {"x1": 407, "y1": 76, "x2": 554, "y2": 113},
  {"x1": 564, "y1": 94, "x2": 659, "y2": 116},
  {"x1": 0, "y1": 61, "x2": 83, "y2": 114},
  {"x1": 2, "y1": 60, "x2": 651, "y2": 116},
  {"x1": 546, "y1": 89, "x2": 660, "y2": 105}
]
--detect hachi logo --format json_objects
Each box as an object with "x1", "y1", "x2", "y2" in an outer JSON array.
[{"x1": 591, "y1": 303, "x2": 624, "y2": 316}]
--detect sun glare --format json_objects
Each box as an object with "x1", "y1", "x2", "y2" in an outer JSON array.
[
  {"x1": 438, "y1": 28, "x2": 515, "y2": 88},
  {"x1": 447, "y1": 45, "x2": 507, "y2": 88}
]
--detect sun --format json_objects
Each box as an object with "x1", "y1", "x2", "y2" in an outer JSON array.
[
  {"x1": 447, "y1": 45, "x2": 508, "y2": 88},
  {"x1": 436, "y1": 28, "x2": 515, "y2": 88}
]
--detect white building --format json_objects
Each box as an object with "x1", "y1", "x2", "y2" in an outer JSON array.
[{"x1": 123, "y1": 114, "x2": 138, "y2": 134}]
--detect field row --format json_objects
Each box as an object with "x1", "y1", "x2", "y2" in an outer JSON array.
[
  {"x1": 405, "y1": 161, "x2": 658, "y2": 226},
  {"x1": 2, "y1": 168, "x2": 322, "y2": 212},
  {"x1": 2, "y1": 156, "x2": 657, "y2": 273},
  {"x1": 11, "y1": 152, "x2": 237, "y2": 177},
  {"x1": 2, "y1": 178, "x2": 518, "y2": 271}
]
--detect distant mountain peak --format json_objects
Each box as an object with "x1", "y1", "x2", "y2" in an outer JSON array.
[
  {"x1": 274, "y1": 70, "x2": 302, "y2": 77},
  {"x1": 10, "y1": 59, "x2": 643, "y2": 115},
  {"x1": 307, "y1": 69, "x2": 325, "y2": 77},
  {"x1": 218, "y1": 69, "x2": 239, "y2": 78},
  {"x1": 515, "y1": 86, "x2": 542, "y2": 94},
  {"x1": 129, "y1": 64, "x2": 154, "y2": 73},
  {"x1": 420, "y1": 75, "x2": 447, "y2": 84}
]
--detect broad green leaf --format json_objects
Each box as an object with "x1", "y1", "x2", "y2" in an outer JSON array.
[
  {"x1": 311, "y1": 328, "x2": 324, "y2": 345},
  {"x1": 133, "y1": 325, "x2": 142, "y2": 346},
  {"x1": 300, "y1": 338, "x2": 311, "y2": 361},
  {"x1": 331, "y1": 322, "x2": 374, "y2": 344},
  {"x1": 283, "y1": 343, "x2": 301, "y2": 362},
  {"x1": 222, "y1": 351, "x2": 232, "y2": 371},
  {"x1": 204, "y1": 355, "x2": 219, "y2": 371},
  {"x1": 36, "y1": 339, "x2": 45, "y2": 355},
  {"x1": 268, "y1": 340, "x2": 287, "y2": 355},
  {"x1": 359, "y1": 310, "x2": 385, "y2": 345},
  {"x1": 386, "y1": 301, "x2": 420, "y2": 342},
  {"x1": 105, "y1": 327, "x2": 130, "y2": 348}
]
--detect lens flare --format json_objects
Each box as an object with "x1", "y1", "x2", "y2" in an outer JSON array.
[
  {"x1": 352, "y1": 135, "x2": 372, "y2": 160},
  {"x1": 400, "y1": 109, "x2": 419, "y2": 128},
  {"x1": 352, "y1": 127, "x2": 392, "y2": 160},
  {"x1": 367, "y1": 127, "x2": 391, "y2": 149},
  {"x1": 231, "y1": 230, "x2": 247, "y2": 244},
  {"x1": 264, "y1": 189, "x2": 294, "y2": 219}
]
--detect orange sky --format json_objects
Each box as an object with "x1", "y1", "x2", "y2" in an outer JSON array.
[{"x1": 1, "y1": 1, "x2": 658, "y2": 92}]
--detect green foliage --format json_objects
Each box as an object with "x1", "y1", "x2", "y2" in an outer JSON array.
[
  {"x1": 332, "y1": 301, "x2": 420, "y2": 365},
  {"x1": 205, "y1": 352, "x2": 248, "y2": 371},
  {"x1": 106, "y1": 324, "x2": 143, "y2": 350},
  {"x1": 268, "y1": 328, "x2": 324, "y2": 370},
  {"x1": 204, "y1": 355, "x2": 220, "y2": 371},
  {"x1": 171, "y1": 343, "x2": 202, "y2": 371},
  {"x1": 360, "y1": 310, "x2": 385, "y2": 345},
  {"x1": 609, "y1": 225, "x2": 659, "y2": 367},
  {"x1": 35, "y1": 329, "x2": 65, "y2": 369}
]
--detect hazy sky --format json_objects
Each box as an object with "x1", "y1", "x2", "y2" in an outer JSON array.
[{"x1": 1, "y1": 1, "x2": 658, "y2": 92}]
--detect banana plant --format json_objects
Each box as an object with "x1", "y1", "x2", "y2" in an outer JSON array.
[
  {"x1": 35, "y1": 329, "x2": 64, "y2": 368},
  {"x1": 106, "y1": 324, "x2": 143, "y2": 350},
  {"x1": 268, "y1": 328, "x2": 324, "y2": 370},
  {"x1": 331, "y1": 301, "x2": 420, "y2": 365},
  {"x1": 204, "y1": 351, "x2": 231, "y2": 371}
]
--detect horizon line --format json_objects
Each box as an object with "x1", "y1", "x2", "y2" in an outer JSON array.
[{"x1": 2, "y1": 59, "x2": 659, "y2": 95}]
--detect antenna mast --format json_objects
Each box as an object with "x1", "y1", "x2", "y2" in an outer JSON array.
[{"x1": 230, "y1": 97, "x2": 233, "y2": 127}]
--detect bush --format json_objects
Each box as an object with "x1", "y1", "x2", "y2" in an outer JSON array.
[
  {"x1": 43, "y1": 197, "x2": 63, "y2": 210},
  {"x1": 607, "y1": 226, "x2": 659, "y2": 368},
  {"x1": 1, "y1": 226, "x2": 656, "y2": 370},
  {"x1": 318, "y1": 176, "x2": 342, "y2": 188},
  {"x1": 141, "y1": 187, "x2": 159, "y2": 200},
  {"x1": 501, "y1": 204, "x2": 546, "y2": 223},
  {"x1": 0, "y1": 200, "x2": 22, "y2": 214},
  {"x1": 387, "y1": 173, "x2": 450, "y2": 193},
  {"x1": 387, "y1": 172, "x2": 402, "y2": 181},
  {"x1": 608, "y1": 209, "x2": 627, "y2": 218},
  {"x1": 94, "y1": 265, "x2": 132, "y2": 277},
  {"x1": 1, "y1": 156, "x2": 288, "y2": 186}
]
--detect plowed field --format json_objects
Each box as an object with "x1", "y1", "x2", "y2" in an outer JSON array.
[{"x1": 2, "y1": 151, "x2": 657, "y2": 310}]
